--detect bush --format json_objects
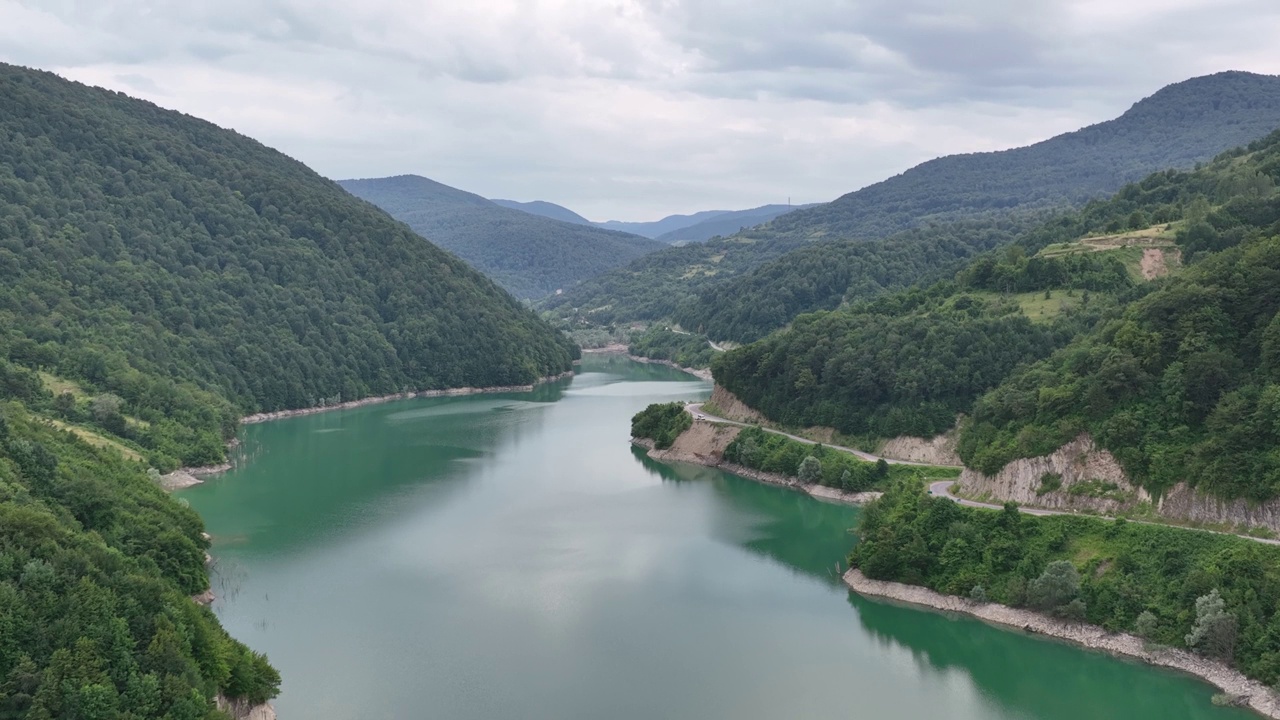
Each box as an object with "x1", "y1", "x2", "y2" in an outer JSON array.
[{"x1": 631, "y1": 402, "x2": 693, "y2": 449}]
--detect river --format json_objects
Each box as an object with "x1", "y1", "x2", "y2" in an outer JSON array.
[{"x1": 181, "y1": 355, "x2": 1252, "y2": 719}]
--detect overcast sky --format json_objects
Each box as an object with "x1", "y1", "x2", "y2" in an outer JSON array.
[{"x1": 5, "y1": 1, "x2": 1280, "y2": 220}]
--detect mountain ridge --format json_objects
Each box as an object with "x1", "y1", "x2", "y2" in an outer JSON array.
[{"x1": 341, "y1": 174, "x2": 666, "y2": 298}]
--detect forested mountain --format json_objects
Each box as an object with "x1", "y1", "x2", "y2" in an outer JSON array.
[
  {"x1": 0, "y1": 62, "x2": 590, "y2": 718},
  {"x1": 341, "y1": 176, "x2": 665, "y2": 298},
  {"x1": 547, "y1": 71, "x2": 1280, "y2": 342},
  {"x1": 490, "y1": 198, "x2": 591, "y2": 225},
  {"x1": 715, "y1": 130, "x2": 1280, "y2": 504},
  {"x1": 597, "y1": 210, "x2": 729, "y2": 238},
  {"x1": 654, "y1": 203, "x2": 811, "y2": 244},
  {"x1": 765, "y1": 71, "x2": 1280, "y2": 242}
]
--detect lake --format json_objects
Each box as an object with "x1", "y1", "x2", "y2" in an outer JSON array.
[{"x1": 182, "y1": 355, "x2": 1249, "y2": 719}]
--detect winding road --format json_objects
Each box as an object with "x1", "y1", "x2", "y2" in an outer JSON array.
[
  {"x1": 686, "y1": 403, "x2": 952, "y2": 468},
  {"x1": 688, "y1": 403, "x2": 1280, "y2": 545}
]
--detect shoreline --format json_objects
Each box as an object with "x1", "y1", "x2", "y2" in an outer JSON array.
[
  {"x1": 843, "y1": 569, "x2": 1280, "y2": 718},
  {"x1": 631, "y1": 438, "x2": 880, "y2": 506},
  {"x1": 240, "y1": 369, "x2": 576, "y2": 425},
  {"x1": 169, "y1": 370, "x2": 577, "y2": 484},
  {"x1": 581, "y1": 344, "x2": 712, "y2": 381}
]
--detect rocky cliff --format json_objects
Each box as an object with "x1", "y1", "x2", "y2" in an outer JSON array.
[
  {"x1": 216, "y1": 695, "x2": 276, "y2": 720},
  {"x1": 876, "y1": 426, "x2": 962, "y2": 466},
  {"x1": 1156, "y1": 482, "x2": 1280, "y2": 532},
  {"x1": 705, "y1": 385, "x2": 764, "y2": 423},
  {"x1": 955, "y1": 434, "x2": 1150, "y2": 514}
]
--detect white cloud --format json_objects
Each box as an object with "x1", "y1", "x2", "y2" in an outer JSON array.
[{"x1": 4, "y1": 0, "x2": 1280, "y2": 219}]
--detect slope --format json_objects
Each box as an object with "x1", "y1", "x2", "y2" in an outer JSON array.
[
  {"x1": 490, "y1": 198, "x2": 591, "y2": 225},
  {"x1": 715, "y1": 130, "x2": 1280, "y2": 507},
  {"x1": 0, "y1": 62, "x2": 578, "y2": 470},
  {"x1": 548, "y1": 71, "x2": 1280, "y2": 341},
  {"x1": 654, "y1": 203, "x2": 812, "y2": 244},
  {"x1": 596, "y1": 210, "x2": 729, "y2": 238},
  {"x1": 341, "y1": 176, "x2": 666, "y2": 298}
]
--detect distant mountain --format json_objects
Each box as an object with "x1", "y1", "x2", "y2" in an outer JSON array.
[
  {"x1": 766, "y1": 70, "x2": 1280, "y2": 242},
  {"x1": 491, "y1": 198, "x2": 592, "y2": 225},
  {"x1": 546, "y1": 70, "x2": 1280, "y2": 340},
  {"x1": 340, "y1": 176, "x2": 667, "y2": 298},
  {"x1": 598, "y1": 210, "x2": 730, "y2": 238},
  {"x1": 655, "y1": 204, "x2": 814, "y2": 244}
]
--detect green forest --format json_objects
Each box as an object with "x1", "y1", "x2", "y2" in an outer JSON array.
[
  {"x1": 340, "y1": 175, "x2": 666, "y2": 299},
  {"x1": 0, "y1": 64, "x2": 578, "y2": 469},
  {"x1": 544, "y1": 71, "x2": 1280, "y2": 350},
  {"x1": 853, "y1": 480, "x2": 1280, "y2": 685},
  {"x1": 0, "y1": 62, "x2": 587, "y2": 718},
  {"x1": 715, "y1": 129, "x2": 1280, "y2": 503},
  {"x1": 722, "y1": 426, "x2": 958, "y2": 489}
]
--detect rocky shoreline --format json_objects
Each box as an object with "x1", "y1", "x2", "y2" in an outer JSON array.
[
  {"x1": 632, "y1": 437, "x2": 880, "y2": 506},
  {"x1": 843, "y1": 569, "x2": 1280, "y2": 718}
]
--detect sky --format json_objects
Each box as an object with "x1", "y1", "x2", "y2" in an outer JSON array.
[{"x1": 4, "y1": 1, "x2": 1280, "y2": 221}]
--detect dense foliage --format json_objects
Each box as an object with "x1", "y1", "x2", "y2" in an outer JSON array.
[
  {"x1": 716, "y1": 131, "x2": 1280, "y2": 501},
  {"x1": 674, "y1": 214, "x2": 1048, "y2": 344},
  {"x1": 630, "y1": 402, "x2": 692, "y2": 449},
  {"x1": 852, "y1": 481, "x2": 1280, "y2": 684},
  {"x1": 0, "y1": 403, "x2": 279, "y2": 718},
  {"x1": 627, "y1": 327, "x2": 716, "y2": 370},
  {"x1": 340, "y1": 176, "x2": 666, "y2": 299},
  {"x1": 0, "y1": 63, "x2": 577, "y2": 468},
  {"x1": 653, "y1": 204, "x2": 807, "y2": 244},
  {"x1": 489, "y1": 199, "x2": 591, "y2": 226},
  {"x1": 723, "y1": 427, "x2": 958, "y2": 490},
  {"x1": 545, "y1": 71, "x2": 1280, "y2": 347},
  {"x1": 710, "y1": 241, "x2": 1133, "y2": 440},
  {"x1": 961, "y1": 225, "x2": 1280, "y2": 501}
]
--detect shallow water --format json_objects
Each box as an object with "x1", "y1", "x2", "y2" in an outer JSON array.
[{"x1": 182, "y1": 355, "x2": 1250, "y2": 719}]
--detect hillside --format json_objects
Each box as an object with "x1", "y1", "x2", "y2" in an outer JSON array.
[
  {"x1": 715, "y1": 130, "x2": 1280, "y2": 505},
  {"x1": 548, "y1": 71, "x2": 1280, "y2": 343},
  {"x1": 597, "y1": 210, "x2": 729, "y2": 238},
  {"x1": 766, "y1": 70, "x2": 1280, "y2": 242},
  {"x1": 341, "y1": 176, "x2": 666, "y2": 298},
  {"x1": 490, "y1": 198, "x2": 591, "y2": 225},
  {"x1": 654, "y1": 204, "x2": 811, "y2": 244},
  {"x1": 0, "y1": 62, "x2": 581, "y2": 465}
]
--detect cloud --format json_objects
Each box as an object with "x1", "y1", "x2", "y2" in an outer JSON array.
[{"x1": 2, "y1": 0, "x2": 1279, "y2": 219}]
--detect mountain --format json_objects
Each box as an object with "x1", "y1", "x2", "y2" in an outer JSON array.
[
  {"x1": 490, "y1": 198, "x2": 591, "y2": 225},
  {"x1": 654, "y1": 204, "x2": 812, "y2": 244},
  {"x1": 597, "y1": 210, "x2": 730, "y2": 238},
  {"x1": 714, "y1": 130, "x2": 1280, "y2": 504},
  {"x1": 340, "y1": 176, "x2": 666, "y2": 298},
  {"x1": 550, "y1": 71, "x2": 1280, "y2": 345},
  {"x1": 765, "y1": 71, "x2": 1280, "y2": 242}
]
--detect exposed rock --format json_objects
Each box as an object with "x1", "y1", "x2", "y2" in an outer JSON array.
[
  {"x1": 191, "y1": 589, "x2": 215, "y2": 606},
  {"x1": 955, "y1": 434, "x2": 1150, "y2": 514},
  {"x1": 216, "y1": 694, "x2": 276, "y2": 720},
  {"x1": 644, "y1": 420, "x2": 741, "y2": 466},
  {"x1": 1157, "y1": 482, "x2": 1280, "y2": 533},
  {"x1": 877, "y1": 425, "x2": 962, "y2": 466},
  {"x1": 706, "y1": 385, "x2": 764, "y2": 423},
  {"x1": 159, "y1": 470, "x2": 203, "y2": 491},
  {"x1": 844, "y1": 569, "x2": 1280, "y2": 719}
]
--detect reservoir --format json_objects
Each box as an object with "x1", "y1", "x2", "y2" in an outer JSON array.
[{"x1": 182, "y1": 355, "x2": 1250, "y2": 719}]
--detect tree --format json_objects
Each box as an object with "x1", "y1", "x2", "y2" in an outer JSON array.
[
  {"x1": 90, "y1": 394, "x2": 124, "y2": 424},
  {"x1": 1028, "y1": 560, "x2": 1080, "y2": 611},
  {"x1": 1186, "y1": 589, "x2": 1237, "y2": 661},
  {"x1": 797, "y1": 456, "x2": 822, "y2": 484},
  {"x1": 1134, "y1": 610, "x2": 1158, "y2": 640}
]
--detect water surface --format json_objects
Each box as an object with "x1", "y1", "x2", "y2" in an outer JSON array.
[{"x1": 183, "y1": 355, "x2": 1249, "y2": 719}]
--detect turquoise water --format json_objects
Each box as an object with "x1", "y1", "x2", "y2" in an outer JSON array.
[{"x1": 182, "y1": 355, "x2": 1249, "y2": 719}]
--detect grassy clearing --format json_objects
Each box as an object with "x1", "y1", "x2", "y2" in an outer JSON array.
[
  {"x1": 38, "y1": 371, "x2": 86, "y2": 398},
  {"x1": 42, "y1": 418, "x2": 144, "y2": 462}
]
